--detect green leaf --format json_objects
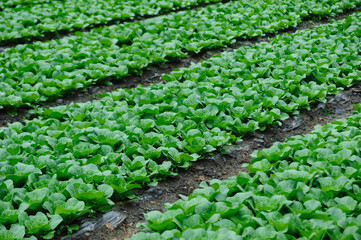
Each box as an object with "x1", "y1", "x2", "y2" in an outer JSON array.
[
  {"x1": 184, "y1": 137, "x2": 206, "y2": 154},
  {"x1": 334, "y1": 196, "x2": 357, "y2": 213},
  {"x1": 55, "y1": 198, "x2": 85, "y2": 217}
]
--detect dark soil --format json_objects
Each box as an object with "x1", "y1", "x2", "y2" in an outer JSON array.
[
  {"x1": 56, "y1": 85, "x2": 361, "y2": 240},
  {"x1": 1, "y1": 6, "x2": 361, "y2": 128}
]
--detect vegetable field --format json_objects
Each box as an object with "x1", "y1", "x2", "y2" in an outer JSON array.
[{"x1": 1, "y1": 0, "x2": 361, "y2": 239}]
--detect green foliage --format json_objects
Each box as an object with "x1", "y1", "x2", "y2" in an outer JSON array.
[
  {"x1": 0, "y1": 0, "x2": 223, "y2": 42},
  {"x1": 0, "y1": 0, "x2": 359, "y2": 108},
  {"x1": 0, "y1": 0, "x2": 57, "y2": 9},
  {"x1": 2, "y1": 7, "x2": 361, "y2": 240},
  {"x1": 129, "y1": 109, "x2": 361, "y2": 239}
]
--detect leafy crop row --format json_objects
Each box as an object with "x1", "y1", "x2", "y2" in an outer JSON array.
[
  {"x1": 129, "y1": 108, "x2": 361, "y2": 239},
  {"x1": 0, "y1": 0, "x2": 359, "y2": 109},
  {"x1": 0, "y1": 0, "x2": 223, "y2": 43},
  {"x1": 1, "y1": 12, "x2": 361, "y2": 239},
  {"x1": 162, "y1": 7, "x2": 361, "y2": 94}
]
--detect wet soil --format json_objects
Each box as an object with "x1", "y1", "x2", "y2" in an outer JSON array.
[
  {"x1": 56, "y1": 86, "x2": 361, "y2": 240},
  {"x1": 1, "y1": 6, "x2": 361, "y2": 128}
]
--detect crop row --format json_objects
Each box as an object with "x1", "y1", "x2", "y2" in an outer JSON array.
[
  {"x1": 1, "y1": 12, "x2": 361, "y2": 239},
  {"x1": 129, "y1": 108, "x2": 361, "y2": 239},
  {"x1": 0, "y1": 0, "x2": 224, "y2": 43},
  {"x1": 0, "y1": 0, "x2": 359, "y2": 109}
]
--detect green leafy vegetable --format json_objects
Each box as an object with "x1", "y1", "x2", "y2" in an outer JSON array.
[{"x1": 129, "y1": 108, "x2": 361, "y2": 239}]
